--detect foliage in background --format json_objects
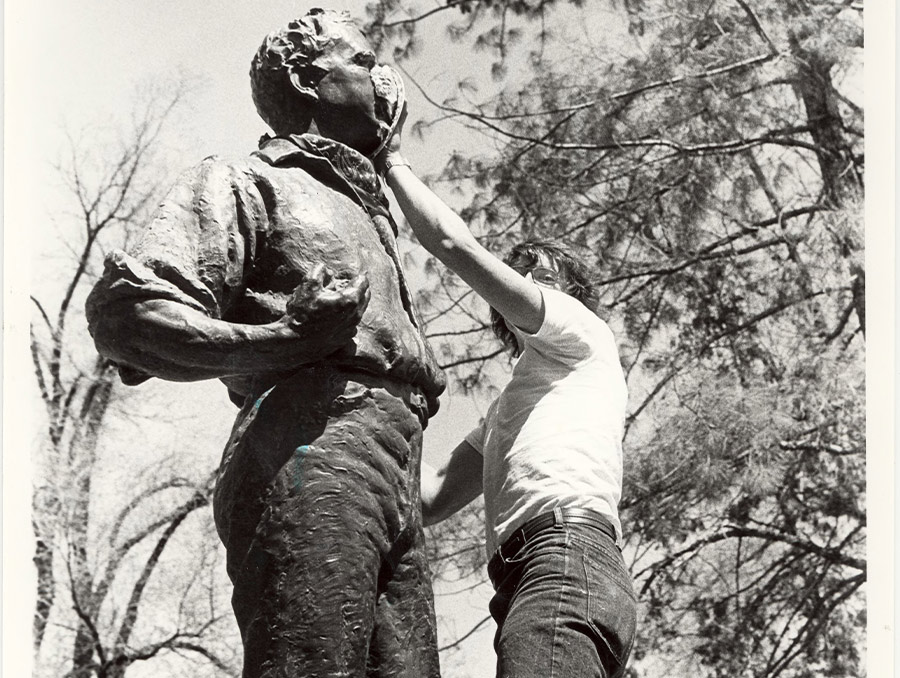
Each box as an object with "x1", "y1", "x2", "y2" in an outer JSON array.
[
  {"x1": 367, "y1": 1, "x2": 865, "y2": 676},
  {"x1": 30, "y1": 80, "x2": 240, "y2": 678},
  {"x1": 28, "y1": 1, "x2": 865, "y2": 675}
]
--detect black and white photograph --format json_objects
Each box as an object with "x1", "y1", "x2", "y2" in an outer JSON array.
[{"x1": 5, "y1": 1, "x2": 890, "y2": 677}]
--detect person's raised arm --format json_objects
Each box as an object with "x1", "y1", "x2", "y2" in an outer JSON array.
[
  {"x1": 377, "y1": 109, "x2": 545, "y2": 335},
  {"x1": 420, "y1": 440, "x2": 484, "y2": 526}
]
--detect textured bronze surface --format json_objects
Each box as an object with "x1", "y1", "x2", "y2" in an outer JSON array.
[{"x1": 86, "y1": 10, "x2": 443, "y2": 677}]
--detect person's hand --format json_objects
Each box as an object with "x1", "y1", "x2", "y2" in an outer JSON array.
[
  {"x1": 280, "y1": 263, "x2": 370, "y2": 349},
  {"x1": 375, "y1": 102, "x2": 409, "y2": 175},
  {"x1": 384, "y1": 100, "x2": 408, "y2": 156}
]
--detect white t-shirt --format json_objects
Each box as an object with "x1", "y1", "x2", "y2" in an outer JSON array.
[{"x1": 465, "y1": 288, "x2": 628, "y2": 556}]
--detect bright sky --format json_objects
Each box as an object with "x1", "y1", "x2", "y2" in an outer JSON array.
[
  {"x1": 6, "y1": 2, "x2": 511, "y2": 675},
  {"x1": 10, "y1": 0, "x2": 499, "y2": 447},
  {"x1": 6, "y1": 2, "x2": 892, "y2": 677}
]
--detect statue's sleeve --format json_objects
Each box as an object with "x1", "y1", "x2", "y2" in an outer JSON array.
[{"x1": 86, "y1": 157, "x2": 265, "y2": 382}]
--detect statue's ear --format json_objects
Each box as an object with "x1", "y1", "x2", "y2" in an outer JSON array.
[{"x1": 289, "y1": 69, "x2": 319, "y2": 103}]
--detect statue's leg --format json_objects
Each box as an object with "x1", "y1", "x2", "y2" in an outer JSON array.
[
  {"x1": 213, "y1": 374, "x2": 438, "y2": 678},
  {"x1": 361, "y1": 383, "x2": 441, "y2": 678},
  {"x1": 367, "y1": 528, "x2": 442, "y2": 678},
  {"x1": 235, "y1": 450, "x2": 388, "y2": 678}
]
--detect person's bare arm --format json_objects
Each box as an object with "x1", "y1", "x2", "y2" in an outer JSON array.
[
  {"x1": 89, "y1": 263, "x2": 370, "y2": 381},
  {"x1": 421, "y1": 440, "x2": 484, "y2": 526},
  {"x1": 378, "y1": 109, "x2": 544, "y2": 334}
]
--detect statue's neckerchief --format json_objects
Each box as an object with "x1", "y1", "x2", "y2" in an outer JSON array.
[
  {"x1": 254, "y1": 133, "x2": 396, "y2": 234},
  {"x1": 253, "y1": 133, "x2": 420, "y2": 330}
]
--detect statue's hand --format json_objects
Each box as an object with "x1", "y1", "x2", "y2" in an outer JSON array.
[{"x1": 283, "y1": 263, "x2": 370, "y2": 346}]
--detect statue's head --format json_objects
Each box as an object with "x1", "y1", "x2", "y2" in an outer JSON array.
[{"x1": 250, "y1": 8, "x2": 403, "y2": 156}]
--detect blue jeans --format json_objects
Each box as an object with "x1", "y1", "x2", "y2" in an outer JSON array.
[{"x1": 488, "y1": 521, "x2": 637, "y2": 678}]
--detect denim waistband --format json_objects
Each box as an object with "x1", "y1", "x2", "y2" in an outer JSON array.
[{"x1": 488, "y1": 508, "x2": 618, "y2": 584}]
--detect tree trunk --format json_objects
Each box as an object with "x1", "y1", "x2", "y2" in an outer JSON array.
[
  {"x1": 790, "y1": 38, "x2": 862, "y2": 207},
  {"x1": 67, "y1": 373, "x2": 116, "y2": 676},
  {"x1": 33, "y1": 520, "x2": 55, "y2": 651}
]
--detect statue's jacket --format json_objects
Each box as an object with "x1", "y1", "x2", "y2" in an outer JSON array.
[
  {"x1": 87, "y1": 132, "x2": 447, "y2": 571},
  {"x1": 86, "y1": 134, "x2": 446, "y2": 416},
  {"x1": 86, "y1": 135, "x2": 448, "y2": 627}
]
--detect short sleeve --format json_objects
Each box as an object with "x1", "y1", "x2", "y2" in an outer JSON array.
[
  {"x1": 85, "y1": 157, "x2": 266, "y2": 384},
  {"x1": 520, "y1": 289, "x2": 612, "y2": 365},
  {"x1": 87, "y1": 157, "x2": 264, "y2": 324}
]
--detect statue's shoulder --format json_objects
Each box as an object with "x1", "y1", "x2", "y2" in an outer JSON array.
[
  {"x1": 164, "y1": 154, "x2": 267, "y2": 196},
  {"x1": 196, "y1": 153, "x2": 256, "y2": 174}
]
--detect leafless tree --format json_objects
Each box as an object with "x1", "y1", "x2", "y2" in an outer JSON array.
[{"x1": 31, "y1": 78, "x2": 240, "y2": 678}]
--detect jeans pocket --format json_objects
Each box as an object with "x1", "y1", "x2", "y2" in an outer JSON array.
[
  {"x1": 505, "y1": 528, "x2": 569, "y2": 565},
  {"x1": 491, "y1": 528, "x2": 568, "y2": 596},
  {"x1": 581, "y1": 547, "x2": 638, "y2": 677}
]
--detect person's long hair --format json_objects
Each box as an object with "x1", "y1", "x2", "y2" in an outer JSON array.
[{"x1": 489, "y1": 240, "x2": 600, "y2": 355}]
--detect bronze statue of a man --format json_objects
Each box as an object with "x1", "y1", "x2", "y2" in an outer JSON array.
[{"x1": 85, "y1": 9, "x2": 444, "y2": 677}]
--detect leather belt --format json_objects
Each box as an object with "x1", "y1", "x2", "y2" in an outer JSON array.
[{"x1": 488, "y1": 508, "x2": 618, "y2": 583}]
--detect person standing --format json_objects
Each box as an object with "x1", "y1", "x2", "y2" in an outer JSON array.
[{"x1": 378, "y1": 110, "x2": 637, "y2": 677}]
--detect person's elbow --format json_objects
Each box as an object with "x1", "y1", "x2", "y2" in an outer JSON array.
[
  {"x1": 422, "y1": 496, "x2": 456, "y2": 527},
  {"x1": 420, "y1": 464, "x2": 443, "y2": 526},
  {"x1": 421, "y1": 498, "x2": 454, "y2": 527},
  {"x1": 422, "y1": 507, "x2": 440, "y2": 527},
  {"x1": 420, "y1": 461, "x2": 465, "y2": 527}
]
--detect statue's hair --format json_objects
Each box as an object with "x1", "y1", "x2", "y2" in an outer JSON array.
[
  {"x1": 249, "y1": 8, "x2": 353, "y2": 135},
  {"x1": 489, "y1": 240, "x2": 601, "y2": 355}
]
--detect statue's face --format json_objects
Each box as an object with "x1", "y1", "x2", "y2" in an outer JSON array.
[{"x1": 307, "y1": 20, "x2": 385, "y2": 155}]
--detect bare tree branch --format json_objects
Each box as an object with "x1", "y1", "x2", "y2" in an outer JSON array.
[
  {"x1": 426, "y1": 324, "x2": 490, "y2": 339},
  {"x1": 69, "y1": 579, "x2": 108, "y2": 669},
  {"x1": 373, "y1": 0, "x2": 470, "y2": 29},
  {"x1": 440, "y1": 347, "x2": 506, "y2": 370},
  {"x1": 639, "y1": 521, "x2": 864, "y2": 596},
  {"x1": 31, "y1": 326, "x2": 53, "y2": 408},
  {"x1": 626, "y1": 288, "x2": 832, "y2": 431},
  {"x1": 170, "y1": 641, "x2": 240, "y2": 676},
  {"x1": 112, "y1": 492, "x2": 210, "y2": 653},
  {"x1": 734, "y1": 0, "x2": 780, "y2": 54},
  {"x1": 439, "y1": 614, "x2": 493, "y2": 652}
]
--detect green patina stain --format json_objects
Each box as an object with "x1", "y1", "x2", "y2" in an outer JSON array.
[{"x1": 293, "y1": 445, "x2": 309, "y2": 491}]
